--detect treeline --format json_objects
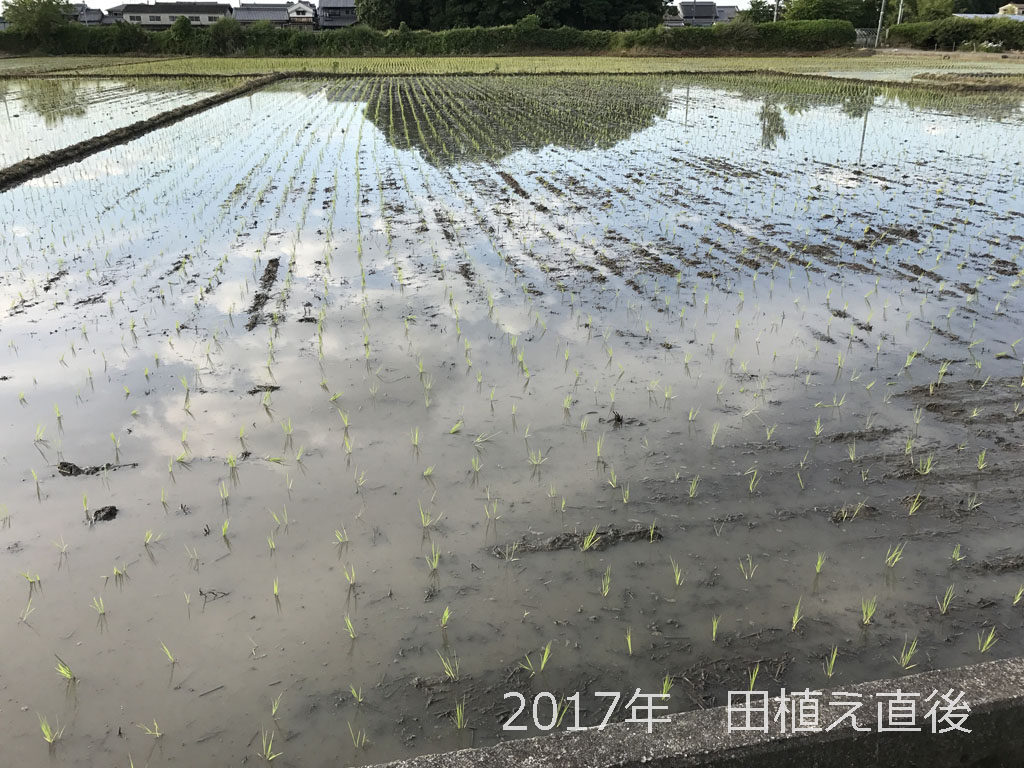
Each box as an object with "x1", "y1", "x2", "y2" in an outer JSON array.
[
  {"x1": 352, "y1": 0, "x2": 663, "y2": 31},
  {"x1": 0, "y1": 17, "x2": 856, "y2": 56},
  {"x1": 889, "y1": 16, "x2": 1024, "y2": 48}
]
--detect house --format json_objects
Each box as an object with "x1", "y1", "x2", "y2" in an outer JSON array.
[
  {"x1": 318, "y1": 0, "x2": 357, "y2": 27},
  {"x1": 234, "y1": 2, "x2": 316, "y2": 25},
  {"x1": 999, "y1": 2, "x2": 1023, "y2": 13},
  {"x1": 716, "y1": 4, "x2": 737, "y2": 21},
  {"x1": 234, "y1": 3, "x2": 291, "y2": 25},
  {"x1": 110, "y1": 3, "x2": 232, "y2": 28},
  {"x1": 0, "y1": 17, "x2": 8, "y2": 30},
  {"x1": 77, "y1": 6, "x2": 106, "y2": 24},
  {"x1": 664, "y1": 0, "x2": 732, "y2": 26},
  {"x1": 287, "y1": 1, "x2": 316, "y2": 24}
]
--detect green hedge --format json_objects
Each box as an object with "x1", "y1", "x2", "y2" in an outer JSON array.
[
  {"x1": 0, "y1": 18, "x2": 856, "y2": 56},
  {"x1": 889, "y1": 17, "x2": 1024, "y2": 49}
]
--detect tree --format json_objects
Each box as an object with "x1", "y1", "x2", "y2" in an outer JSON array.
[
  {"x1": 3, "y1": 0, "x2": 70, "y2": 43},
  {"x1": 355, "y1": 0, "x2": 398, "y2": 29},
  {"x1": 738, "y1": 0, "x2": 777, "y2": 22},
  {"x1": 208, "y1": 16, "x2": 243, "y2": 53},
  {"x1": 167, "y1": 15, "x2": 193, "y2": 51},
  {"x1": 785, "y1": 0, "x2": 863, "y2": 22},
  {"x1": 916, "y1": 0, "x2": 953, "y2": 17}
]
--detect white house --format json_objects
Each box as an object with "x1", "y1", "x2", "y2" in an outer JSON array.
[{"x1": 106, "y1": 3, "x2": 232, "y2": 28}]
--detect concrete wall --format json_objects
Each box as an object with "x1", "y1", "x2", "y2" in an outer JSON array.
[{"x1": 370, "y1": 658, "x2": 1024, "y2": 768}]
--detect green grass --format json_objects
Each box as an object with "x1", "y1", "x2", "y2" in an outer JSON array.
[{"x1": 43, "y1": 52, "x2": 1024, "y2": 79}]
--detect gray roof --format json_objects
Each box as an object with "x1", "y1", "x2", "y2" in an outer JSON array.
[
  {"x1": 235, "y1": 6, "x2": 290, "y2": 20},
  {"x1": 319, "y1": 0, "x2": 355, "y2": 8},
  {"x1": 119, "y1": 3, "x2": 231, "y2": 14}
]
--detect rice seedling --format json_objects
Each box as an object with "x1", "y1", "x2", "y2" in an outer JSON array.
[
  {"x1": 138, "y1": 720, "x2": 162, "y2": 738},
  {"x1": 823, "y1": 645, "x2": 838, "y2": 678},
  {"x1": 259, "y1": 728, "x2": 282, "y2": 761},
  {"x1": 894, "y1": 635, "x2": 919, "y2": 670},
  {"x1": 710, "y1": 422, "x2": 720, "y2": 446},
  {"x1": 748, "y1": 662, "x2": 759, "y2": 691},
  {"x1": 625, "y1": 626, "x2": 633, "y2": 655},
  {"x1": 55, "y1": 655, "x2": 76, "y2": 686},
  {"x1": 937, "y1": 585, "x2": 955, "y2": 615},
  {"x1": 885, "y1": 542, "x2": 906, "y2": 568},
  {"x1": 344, "y1": 614, "x2": 356, "y2": 639},
  {"x1": 861, "y1": 595, "x2": 878, "y2": 626},
  {"x1": 669, "y1": 556, "x2": 684, "y2": 587},
  {"x1": 452, "y1": 697, "x2": 468, "y2": 730},
  {"x1": 599, "y1": 565, "x2": 612, "y2": 598},
  {"x1": 977, "y1": 450, "x2": 988, "y2": 470},
  {"x1": 978, "y1": 626, "x2": 998, "y2": 653},
  {"x1": 712, "y1": 614, "x2": 721, "y2": 643},
  {"x1": 688, "y1": 475, "x2": 700, "y2": 499},
  {"x1": 1014, "y1": 585, "x2": 1024, "y2": 606},
  {"x1": 738, "y1": 554, "x2": 758, "y2": 580},
  {"x1": 271, "y1": 692, "x2": 284, "y2": 718},
  {"x1": 438, "y1": 650, "x2": 460, "y2": 681},
  {"x1": 908, "y1": 493, "x2": 923, "y2": 516},
  {"x1": 426, "y1": 542, "x2": 441, "y2": 572},
  {"x1": 815, "y1": 552, "x2": 827, "y2": 574},
  {"x1": 791, "y1": 596, "x2": 804, "y2": 632},
  {"x1": 348, "y1": 722, "x2": 368, "y2": 749},
  {"x1": 440, "y1": 605, "x2": 451, "y2": 629},
  {"x1": 581, "y1": 526, "x2": 601, "y2": 552},
  {"x1": 38, "y1": 714, "x2": 64, "y2": 745},
  {"x1": 951, "y1": 544, "x2": 966, "y2": 564},
  {"x1": 91, "y1": 596, "x2": 106, "y2": 615}
]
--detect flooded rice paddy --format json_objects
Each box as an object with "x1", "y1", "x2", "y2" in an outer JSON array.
[{"x1": 1, "y1": 73, "x2": 1023, "y2": 765}]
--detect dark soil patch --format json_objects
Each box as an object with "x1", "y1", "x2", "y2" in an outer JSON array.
[
  {"x1": 498, "y1": 171, "x2": 529, "y2": 199},
  {"x1": 246, "y1": 257, "x2": 280, "y2": 331},
  {"x1": 493, "y1": 524, "x2": 661, "y2": 556},
  {"x1": 246, "y1": 384, "x2": 280, "y2": 395},
  {"x1": 58, "y1": 460, "x2": 137, "y2": 477}
]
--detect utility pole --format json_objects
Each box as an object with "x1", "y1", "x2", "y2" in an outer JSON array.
[
  {"x1": 773, "y1": 0, "x2": 780, "y2": 22},
  {"x1": 896, "y1": 0, "x2": 905, "y2": 25},
  {"x1": 874, "y1": 0, "x2": 887, "y2": 47}
]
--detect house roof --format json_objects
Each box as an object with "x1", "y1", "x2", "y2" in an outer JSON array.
[
  {"x1": 79, "y1": 8, "x2": 105, "y2": 19},
  {"x1": 954, "y1": 12, "x2": 1024, "y2": 18},
  {"x1": 119, "y1": 3, "x2": 231, "y2": 14},
  {"x1": 319, "y1": 0, "x2": 355, "y2": 8},
  {"x1": 235, "y1": 6, "x2": 290, "y2": 20}
]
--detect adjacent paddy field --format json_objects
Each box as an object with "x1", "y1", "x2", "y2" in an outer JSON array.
[{"x1": 1, "y1": 65, "x2": 1024, "y2": 766}]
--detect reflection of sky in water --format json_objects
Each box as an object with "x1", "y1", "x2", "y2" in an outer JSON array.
[{"x1": 0, "y1": 79, "x2": 224, "y2": 167}]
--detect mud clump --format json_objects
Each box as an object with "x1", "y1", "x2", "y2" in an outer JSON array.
[{"x1": 90, "y1": 506, "x2": 118, "y2": 523}]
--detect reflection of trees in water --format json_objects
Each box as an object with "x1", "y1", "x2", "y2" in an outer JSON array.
[
  {"x1": 320, "y1": 75, "x2": 674, "y2": 166},
  {"x1": 310, "y1": 73, "x2": 1022, "y2": 165},
  {"x1": 758, "y1": 99, "x2": 787, "y2": 151},
  {"x1": 695, "y1": 73, "x2": 1023, "y2": 124},
  {"x1": 18, "y1": 79, "x2": 87, "y2": 127}
]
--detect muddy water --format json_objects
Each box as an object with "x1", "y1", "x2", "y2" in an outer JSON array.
[{"x1": 0, "y1": 74, "x2": 1023, "y2": 766}]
